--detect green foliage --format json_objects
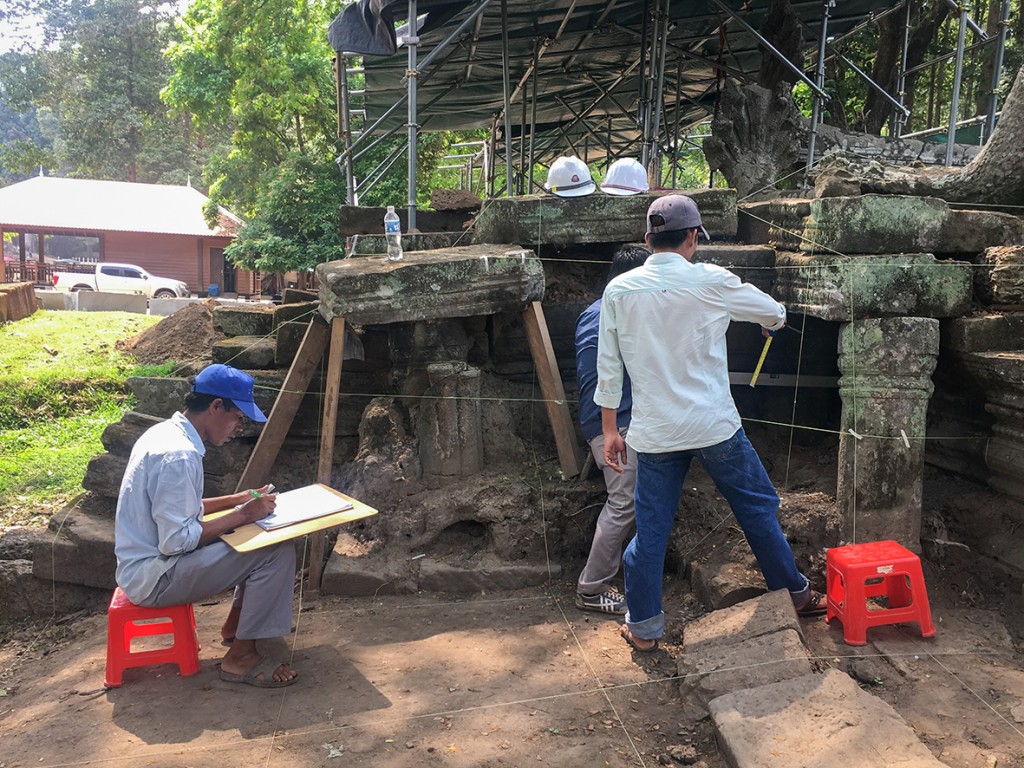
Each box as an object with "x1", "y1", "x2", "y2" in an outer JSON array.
[
  {"x1": 225, "y1": 153, "x2": 347, "y2": 273},
  {"x1": 164, "y1": 0, "x2": 340, "y2": 217},
  {"x1": 0, "y1": 310, "x2": 164, "y2": 527}
]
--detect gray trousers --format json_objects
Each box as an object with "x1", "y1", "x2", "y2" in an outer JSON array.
[
  {"x1": 577, "y1": 431, "x2": 637, "y2": 596},
  {"x1": 146, "y1": 540, "x2": 295, "y2": 641}
]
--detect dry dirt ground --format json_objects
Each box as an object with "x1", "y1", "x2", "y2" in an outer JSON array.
[{"x1": 2, "y1": 534, "x2": 1024, "y2": 768}]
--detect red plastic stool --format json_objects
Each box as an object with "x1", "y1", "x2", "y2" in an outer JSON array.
[
  {"x1": 825, "y1": 540, "x2": 936, "y2": 646},
  {"x1": 104, "y1": 587, "x2": 201, "y2": 687}
]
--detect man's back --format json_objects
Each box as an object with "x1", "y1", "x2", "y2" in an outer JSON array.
[{"x1": 596, "y1": 252, "x2": 785, "y2": 453}]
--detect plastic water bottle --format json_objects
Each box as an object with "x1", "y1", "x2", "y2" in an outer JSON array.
[{"x1": 384, "y1": 206, "x2": 403, "y2": 261}]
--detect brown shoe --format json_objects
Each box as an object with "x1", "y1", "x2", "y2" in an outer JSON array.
[{"x1": 796, "y1": 590, "x2": 827, "y2": 618}]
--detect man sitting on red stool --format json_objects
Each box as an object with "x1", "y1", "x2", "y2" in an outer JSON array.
[{"x1": 114, "y1": 364, "x2": 298, "y2": 687}]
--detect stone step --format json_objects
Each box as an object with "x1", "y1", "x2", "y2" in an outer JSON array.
[
  {"x1": 33, "y1": 504, "x2": 117, "y2": 590},
  {"x1": 710, "y1": 668, "x2": 947, "y2": 767}
]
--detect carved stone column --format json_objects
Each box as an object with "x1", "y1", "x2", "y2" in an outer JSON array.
[
  {"x1": 837, "y1": 317, "x2": 939, "y2": 550},
  {"x1": 417, "y1": 362, "x2": 483, "y2": 478}
]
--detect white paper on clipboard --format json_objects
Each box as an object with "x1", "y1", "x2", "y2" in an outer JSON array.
[{"x1": 255, "y1": 484, "x2": 354, "y2": 531}]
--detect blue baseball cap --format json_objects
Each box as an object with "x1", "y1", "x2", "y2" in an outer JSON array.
[{"x1": 192, "y1": 364, "x2": 267, "y2": 422}]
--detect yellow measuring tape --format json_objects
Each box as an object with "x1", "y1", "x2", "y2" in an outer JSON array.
[{"x1": 749, "y1": 332, "x2": 774, "y2": 387}]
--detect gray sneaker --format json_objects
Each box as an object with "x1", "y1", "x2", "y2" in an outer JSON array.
[{"x1": 575, "y1": 587, "x2": 627, "y2": 615}]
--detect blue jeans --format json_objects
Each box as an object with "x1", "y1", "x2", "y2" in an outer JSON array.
[{"x1": 624, "y1": 428, "x2": 810, "y2": 640}]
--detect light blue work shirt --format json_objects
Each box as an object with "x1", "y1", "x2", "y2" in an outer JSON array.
[
  {"x1": 594, "y1": 251, "x2": 786, "y2": 453},
  {"x1": 114, "y1": 411, "x2": 206, "y2": 604}
]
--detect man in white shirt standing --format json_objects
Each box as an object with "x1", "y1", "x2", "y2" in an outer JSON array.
[
  {"x1": 115, "y1": 364, "x2": 298, "y2": 686},
  {"x1": 594, "y1": 195, "x2": 825, "y2": 653}
]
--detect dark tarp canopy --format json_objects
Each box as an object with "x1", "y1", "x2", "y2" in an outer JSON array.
[{"x1": 328, "y1": 0, "x2": 903, "y2": 160}]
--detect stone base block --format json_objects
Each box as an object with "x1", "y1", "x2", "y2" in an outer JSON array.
[
  {"x1": 0, "y1": 560, "x2": 108, "y2": 621},
  {"x1": 679, "y1": 628, "x2": 812, "y2": 707},
  {"x1": 320, "y1": 552, "x2": 418, "y2": 596},
  {"x1": 32, "y1": 508, "x2": 116, "y2": 590},
  {"x1": 774, "y1": 252, "x2": 971, "y2": 321},
  {"x1": 33, "y1": 288, "x2": 65, "y2": 311},
  {"x1": 473, "y1": 189, "x2": 737, "y2": 247},
  {"x1": 320, "y1": 549, "x2": 559, "y2": 596},
  {"x1": 317, "y1": 245, "x2": 543, "y2": 325},
  {"x1": 710, "y1": 669, "x2": 947, "y2": 767},
  {"x1": 417, "y1": 556, "x2": 559, "y2": 592}
]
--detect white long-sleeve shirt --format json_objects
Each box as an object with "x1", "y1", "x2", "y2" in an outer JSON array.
[
  {"x1": 594, "y1": 251, "x2": 786, "y2": 453},
  {"x1": 114, "y1": 411, "x2": 206, "y2": 603}
]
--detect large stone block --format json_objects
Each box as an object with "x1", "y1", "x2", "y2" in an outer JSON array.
[
  {"x1": 941, "y1": 314, "x2": 1024, "y2": 352},
  {"x1": 838, "y1": 317, "x2": 939, "y2": 549},
  {"x1": 0, "y1": 560, "x2": 108, "y2": 620},
  {"x1": 695, "y1": 244, "x2": 776, "y2": 293},
  {"x1": 317, "y1": 245, "x2": 544, "y2": 325},
  {"x1": 710, "y1": 669, "x2": 947, "y2": 767},
  {"x1": 975, "y1": 245, "x2": 1024, "y2": 305},
  {"x1": 0, "y1": 283, "x2": 36, "y2": 322},
  {"x1": 473, "y1": 189, "x2": 738, "y2": 247},
  {"x1": 679, "y1": 628, "x2": 812, "y2": 707},
  {"x1": 338, "y1": 205, "x2": 470, "y2": 236},
  {"x1": 773, "y1": 252, "x2": 972, "y2": 321},
  {"x1": 802, "y1": 194, "x2": 1022, "y2": 255},
  {"x1": 683, "y1": 589, "x2": 803, "y2": 653},
  {"x1": 33, "y1": 507, "x2": 116, "y2": 590},
  {"x1": 211, "y1": 336, "x2": 277, "y2": 369},
  {"x1": 349, "y1": 231, "x2": 476, "y2": 256}
]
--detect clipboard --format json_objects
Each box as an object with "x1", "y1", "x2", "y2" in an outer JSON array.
[{"x1": 205, "y1": 485, "x2": 378, "y2": 552}]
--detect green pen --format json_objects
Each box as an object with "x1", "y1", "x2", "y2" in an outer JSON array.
[{"x1": 250, "y1": 483, "x2": 276, "y2": 499}]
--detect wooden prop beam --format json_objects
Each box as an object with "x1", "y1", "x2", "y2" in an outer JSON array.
[
  {"x1": 235, "y1": 315, "x2": 331, "y2": 492},
  {"x1": 522, "y1": 301, "x2": 584, "y2": 478},
  {"x1": 309, "y1": 316, "x2": 347, "y2": 592}
]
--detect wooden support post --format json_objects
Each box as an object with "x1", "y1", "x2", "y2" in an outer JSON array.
[
  {"x1": 309, "y1": 316, "x2": 347, "y2": 593},
  {"x1": 235, "y1": 315, "x2": 331, "y2": 492},
  {"x1": 522, "y1": 301, "x2": 584, "y2": 479}
]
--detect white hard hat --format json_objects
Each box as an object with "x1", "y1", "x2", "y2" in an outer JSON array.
[
  {"x1": 544, "y1": 156, "x2": 596, "y2": 197},
  {"x1": 600, "y1": 158, "x2": 649, "y2": 196}
]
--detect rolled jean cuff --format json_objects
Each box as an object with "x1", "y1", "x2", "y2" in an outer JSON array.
[
  {"x1": 788, "y1": 576, "x2": 811, "y2": 605},
  {"x1": 625, "y1": 610, "x2": 665, "y2": 641}
]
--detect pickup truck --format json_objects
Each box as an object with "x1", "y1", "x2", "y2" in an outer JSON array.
[{"x1": 51, "y1": 262, "x2": 191, "y2": 298}]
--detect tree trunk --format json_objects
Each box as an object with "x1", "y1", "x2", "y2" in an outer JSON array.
[{"x1": 843, "y1": 65, "x2": 1024, "y2": 205}]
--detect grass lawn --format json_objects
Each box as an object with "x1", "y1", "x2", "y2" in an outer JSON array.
[{"x1": 0, "y1": 310, "x2": 166, "y2": 529}]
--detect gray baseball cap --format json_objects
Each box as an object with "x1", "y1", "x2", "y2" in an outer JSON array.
[{"x1": 646, "y1": 194, "x2": 710, "y2": 240}]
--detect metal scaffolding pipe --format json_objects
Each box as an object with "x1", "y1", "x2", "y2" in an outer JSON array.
[
  {"x1": 416, "y1": 0, "x2": 494, "y2": 73},
  {"x1": 337, "y1": 55, "x2": 357, "y2": 205},
  {"x1": 946, "y1": 8, "x2": 968, "y2": 166},
  {"x1": 406, "y1": 0, "x2": 419, "y2": 228},
  {"x1": 895, "y1": 0, "x2": 912, "y2": 138},
  {"x1": 501, "y1": 0, "x2": 514, "y2": 196},
  {"x1": 649, "y1": 0, "x2": 671, "y2": 176},
  {"x1": 528, "y1": 42, "x2": 539, "y2": 193},
  {"x1": 806, "y1": 0, "x2": 833, "y2": 182},
  {"x1": 709, "y1": 0, "x2": 828, "y2": 100}
]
